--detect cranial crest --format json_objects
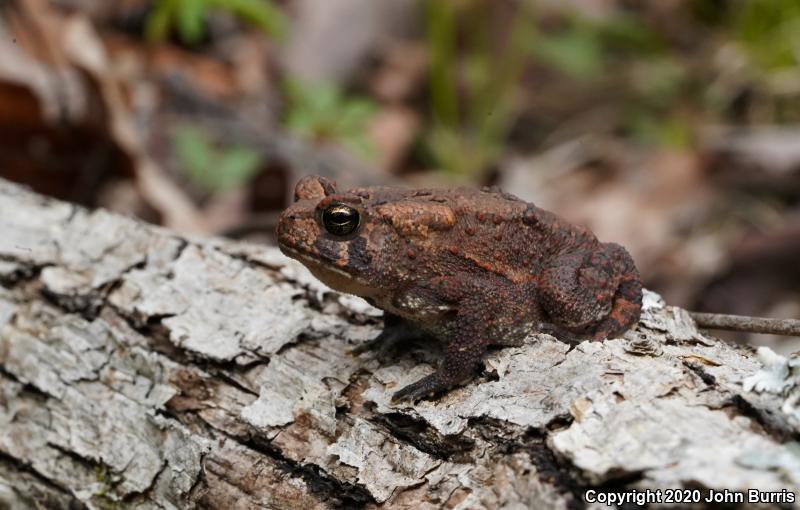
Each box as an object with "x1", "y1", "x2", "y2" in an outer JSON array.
[{"x1": 376, "y1": 201, "x2": 456, "y2": 236}]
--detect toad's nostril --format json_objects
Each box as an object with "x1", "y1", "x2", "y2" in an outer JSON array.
[{"x1": 287, "y1": 214, "x2": 297, "y2": 220}]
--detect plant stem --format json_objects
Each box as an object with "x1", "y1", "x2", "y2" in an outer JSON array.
[{"x1": 689, "y1": 312, "x2": 800, "y2": 336}]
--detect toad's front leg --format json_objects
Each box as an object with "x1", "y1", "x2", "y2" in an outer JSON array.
[
  {"x1": 391, "y1": 299, "x2": 489, "y2": 403},
  {"x1": 391, "y1": 336, "x2": 487, "y2": 402}
]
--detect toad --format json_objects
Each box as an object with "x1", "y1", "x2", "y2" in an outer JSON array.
[{"x1": 276, "y1": 176, "x2": 642, "y2": 402}]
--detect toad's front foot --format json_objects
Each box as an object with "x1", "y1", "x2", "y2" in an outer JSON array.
[
  {"x1": 391, "y1": 372, "x2": 451, "y2": 402},
  {"x1": 391, "y1": 356, "x2": 480, "y2": 402},
  {"x1": 347, "y1": 328, "x2": 404, "y2": 360},
  {"x1": 348, "y1": 314, "x2": 429, "y2": 362}
]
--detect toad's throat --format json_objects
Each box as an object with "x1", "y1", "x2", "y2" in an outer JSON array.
[{"x1": 279, "y1": 243, "x2": 379, "y2": 298}]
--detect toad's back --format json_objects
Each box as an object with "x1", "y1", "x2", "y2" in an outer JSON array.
[{"x1": 347, "y1": 184, "x2": 603, "y2": 286}]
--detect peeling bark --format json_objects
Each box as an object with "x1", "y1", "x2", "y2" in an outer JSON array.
[{"x1": 0, "y1": 179, "x2": 798, "y2": 509}]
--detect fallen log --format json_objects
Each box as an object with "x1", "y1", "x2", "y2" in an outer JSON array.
[{"x1": 0, "y1": 179, "x2": 797, "y2": 509}]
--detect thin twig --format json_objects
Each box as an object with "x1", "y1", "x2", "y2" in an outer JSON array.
[{"x1": 689, "y1": 312, "x2": 800, "y2": 336}]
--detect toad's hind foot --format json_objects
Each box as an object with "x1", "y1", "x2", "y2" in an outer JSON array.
[{"x1": 589, "y1": 270, "x2": 643, "y2": 340}]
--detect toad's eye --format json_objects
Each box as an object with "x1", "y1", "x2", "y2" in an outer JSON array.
[{"x1": 321, "y1": 203, "x2": 360, "y2": 236}]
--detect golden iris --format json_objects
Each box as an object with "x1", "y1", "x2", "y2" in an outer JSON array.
[{"x1": 321, "y1": 204, "x2": 360, "y2": 236}]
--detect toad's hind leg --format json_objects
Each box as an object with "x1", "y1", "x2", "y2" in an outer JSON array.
[
  {"x1": 539, "y1": 243, "x2": 642, "y2": 340},
  {"x1": 587, "y1": 244, "x2": 642, "y2": 340}
]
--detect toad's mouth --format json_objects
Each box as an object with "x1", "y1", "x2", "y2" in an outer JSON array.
[{"x1": 278, "y1": 242, "x2": 378, "y2": 297}]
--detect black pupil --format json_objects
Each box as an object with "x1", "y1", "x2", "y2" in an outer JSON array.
[{"x1": 323, "y1": 205, "x2": 359, "y2": 235}]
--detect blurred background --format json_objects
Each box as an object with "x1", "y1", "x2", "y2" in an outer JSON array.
[{"x1": 0, "y1": 0, "x2": 798, "y2": 352}]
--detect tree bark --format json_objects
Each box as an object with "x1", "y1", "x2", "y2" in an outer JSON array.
[{"x1": 0, "y1": 178, "x2": 797, "y2": 509}]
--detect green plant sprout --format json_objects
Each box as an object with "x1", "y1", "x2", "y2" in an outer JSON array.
[
  {"x1": 422, "y1": 0, "x2": 705, "y2": 170},
  {"x1": 735, "y1": 0, "x2": 800, "y2": 72},
  {"x1": 423, "y1": 0, "x2": 534, "y2": 180},
  {"x1": 527, "y1": 7, "x2": 690, "y2": 148},
  {"x1": 173, "y1": 125, "x2": 262, "y2": 193},
  {"x1": 283, "y1": 79, "x2": 377, "y2": 160},
  {"x1": 146, "y1": 0, "x2": 286, "y2": 45},
  {"x1": 530, "y1": 11, "x2": 665, "y2": 81}
]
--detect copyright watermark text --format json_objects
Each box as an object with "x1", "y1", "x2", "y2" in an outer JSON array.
[{"x1": 584, "y1": 488, "x2": 795, "y2": 506}]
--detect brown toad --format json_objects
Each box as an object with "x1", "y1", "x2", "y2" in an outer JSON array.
[{"x1": 276, "y1": 175, "x2": 642, "y2": 402}]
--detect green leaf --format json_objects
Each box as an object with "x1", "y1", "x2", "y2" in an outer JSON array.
[
  {"x1": 282, "y1": 78, "x2": 377, "y2": 159},
  {"x1": 627, "y1": 111, "x2": 691, "y2": 149},
  {"x1": 145, "y1": 0, "x2": 177, "y2": 43},
  {"x1": 217, "y1": 0, "x2": 287, "y2": 38},
  {"x1": 176, "y1": 0, "x2": 208, "y2": 44},
  {"x1": 307, "y1": 83, "x2": 342, "y2": 114},
  {"x1": 598, "y1": 13, "x2": 665, "y2": 55},
  {"x1": 736, "y1": 0, "x2": 800, "y2": 71},
  {"x1": 174, "y1": 126, "x2": 213, "y2": 181},
  {"x1": 172, "y1": 125, "x2": 262, "y2": 192},
  {"x1": 337, "y1": 100, "x2": 376, "y2": 131},
  {"x1": 629, "y1": 57, "x2": 686, "y2": 104},
  {"x1": 343, "y1": 134, "x2": 377, "y2": 160},
  {"x1": 145, "y1": 0, "x2": 286, "y2": 45},
  {"x1": 533, "y1": 25, "x2": 604, "y2": 79},
  {"x1": 214, "y1": 146, "x2": 262, "y2": 191}
]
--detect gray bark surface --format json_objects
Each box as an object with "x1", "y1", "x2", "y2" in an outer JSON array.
[{"x1": 0, "y1": 178, "x2": 798, "y2": 509}]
